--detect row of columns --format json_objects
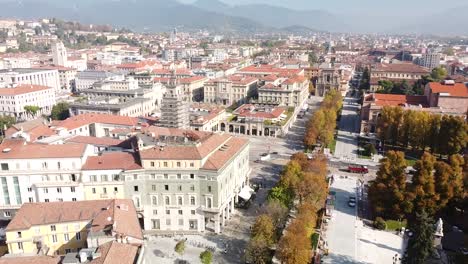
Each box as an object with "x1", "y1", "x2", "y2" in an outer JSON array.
[{"x1": 214, "y1": 195, "x2": 236, "y2": 234}]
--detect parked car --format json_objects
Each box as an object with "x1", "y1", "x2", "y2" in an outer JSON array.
[{"x1": 348, "y1": 165, "x2": 369, "y2": 174}]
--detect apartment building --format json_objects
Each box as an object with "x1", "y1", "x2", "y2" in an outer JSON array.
[
  {"x1": 369, "y1": 63, "x2": 430, "y2": 91},
  {"x1": 204, "y1": 75, "x2": 258, "y2": 106},
  {"x1": 257, "y1": 75, "x2": 309, "y2": 107},
  {"x1": 0, "y1": 84, "x2": 56, "y2": 121},
  {"x1": 0, "y1": 140, "x2": 94, "y2": 220},
  {"x1": 124, "y1": 127, "x2": 250, "y2": 233},
  {"x1": 0, "y1": 68, "x2": 60, "y2": 93},
  {"x1": 5, "y1": 199, "x2": 143, "y2": 256},
  {"x1": 38, "y1": 66, "x2": 77, "y2": 92},
  {"x1": 75, "y1": 71, "x2": 122, "y2": 91},
  {"x1": 81, "y1": 152, "x2": 142, "y2": 201}
]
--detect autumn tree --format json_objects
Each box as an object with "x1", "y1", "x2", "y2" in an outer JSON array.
[
  {"x1": 245, "y1": 237, "x2": 271, "y2": 264},
  {"x1": 251, "y1": 214, "x2": 275, "y2": 246},
  {"x1": 276, "y1": 219, "x2": 312, "y2": 264},
  {"x1": 410, "y1": 152, "x2": 438, "y2": 216},
  {"x1": 262, "y1": 200, "x2": 288, "y2": 229},
  {"x1": 368, "y1": 151, "x2": 409, "y2": 219}
]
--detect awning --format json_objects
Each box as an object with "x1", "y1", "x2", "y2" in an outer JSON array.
[{"x1": 238, "y1": 186, "x2": 255, "y2": 201}]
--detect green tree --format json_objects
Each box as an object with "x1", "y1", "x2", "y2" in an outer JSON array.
[
  {"x1": 308, "y1": 52, "x2": 318, "y2": 64},
  {"x1": 268, "y1": 186, "x2": 292, "y2": 208},
  {"x1": 174, "y1": 240, "x2": 185, "y2": 255},
  {"x1": 410, "y1": 153, "x2": 438, "y2": 216},
  {"x1": 377, "y1": 80, "x2": 394, "y2": 93},
  {"x1": 359, "y1": 67, "x2": 370, "y2": 90},
  {"x1": 24, "y1": 105, "x2": 41, "y2": 119},
  {"x1": 199, "y1": 250, "x2": 213, "y2": 264},
  {"x1": 403, "y1": 210, "x2": 434, "y2": 264},
  {"x1": 368, "y1": 151, "x2": 409, "y2": 219},
  {"x1": 430, "y1": 67, "x2": 447, "y2": 81},
  {"x1": 50, "y1": 102, "x2": 70, "y2": 120},
  {"x1": 0, "y1": 115, "x2": 16, "y2": 132}
]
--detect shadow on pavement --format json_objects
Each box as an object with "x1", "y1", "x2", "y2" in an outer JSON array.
[
  {"x1": 322, "y1": 253, "x2": 367, "y2": 264},
  {"x1": 359, "y1": 238, "x2": 401, "y2": 252}
]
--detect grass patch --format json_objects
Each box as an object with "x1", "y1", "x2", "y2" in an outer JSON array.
[
  {"x1": 327, "y1": 138, "x2": 336, "y2": 154},
  {"x1": 311, "y1": 233, "x2": 320, "y2": 250},
  {"x1": 406, "y1": 159, "x2": 417, "y2": 167},
  {"x1": 385, "y1": 219, "x2": 407, "y2": 231}
]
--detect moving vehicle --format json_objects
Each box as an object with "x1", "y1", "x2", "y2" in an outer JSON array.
[{"x1": 347, "y1": 165, "x2": 368, "y2": 174}]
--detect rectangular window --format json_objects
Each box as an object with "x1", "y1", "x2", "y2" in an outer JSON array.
[
  {"x1": 134, "y1": 186, "x2": 139, "y2": 192},
  {"x1": 51, "y1": 225, "x2": 56, "y2": 231},
  {"x1": 163, "y1": 162, "x2": 168, "y2": 167},
  {"x1": 190, "y1": 174, "x2": 195, "y2": 179},
  {"x1": 150, "y1": 162, "x2": 155, "y2": 167},
  {"x1": 64, "y1": 233, "x2": 69, "y2": 241},
  {"x1": 178, "y1": 185, "x2": 182, "y2": 191},
  {"x1": 103, "y1": 187, "x2": 107, "y2": 194},
  {"x1": 52, "y1": 234, "x2": 57, "y2": 243},
  {"x1": 72, "y1": 198, "x2": 77, "y2": 201},
  {"x1": 17, "y1": 232, "x2": 21, "y2": 238},
  {"x1": 190, "y1": 162, "x2": 194, "y2": 167},
  {"x1": 133, "y1": 174, "x2": 138, "y2": 180},
  {"x1": 191, "y1": 210, "x2": 196, "y2": 215},
  {"x1": 92, "y1": 188, "x2": 96, "y2": 194},
  {"x1": 152, "y1": 185, "x2": 156, "y2": 191},
  {"x1": 1, "y1": 177, "x2": 10, "y2": 205},
  {"x1": 70, "y1": 187, "x2": 75, "y2": 192},
  {"x1": 166, "y1": 209, "x2": 170, "y2": 215},
  {"x1": 177, "y1": 174, "x2": 181, "y2": 179},
  {"x1": 27, "y1": 187, "x2": 32, "y2": 192},
  {"x1": 13, "y1": 177, "x2": 21, "y2": 204},
  {"x1": 44, "y1": 188, "x2": 48, "y2": 194},
  {"x1": 17, "y1": 242, "x2": 23, "y2": 250},
  {"x1": 153, "y1": 210, "x2": 158, "y2": 215},
  {"x1": 178, "y1": 210, "x2": 183, "y2": 215},
  {"x1": 176, "y1": 162, "x2": 181, "y2": 167},
  {"x1": 76, "y1": 232, "x2": 81, "y2": 240},
  {"x1": 166, "y1": 219, "x2": 171, "y2": 225},
  {"x1": 164, "y1": 174, "x2": 168, "y2": 179},
  {"x1": 65, "y1": 249, "x2": 71, "y2": 254},
  {"x1": 57, "y1": 187, "x2": 62, "y2": 193},
  {"x1": 44, "y1": 199, "x2": 49, "y2": 202},
  {"x1": 101, "y1": 175, "x2": 108, "y2": 182},
  {"x1": 164, "y1": 185, "x2": 169, "y2": 191},
  {"x1": 114, "y1": 187, "x2": 118, "y2": 192},
  {"x1": 151, "y1": 174, "x2": 156, "y2": 179},
  {"x1": 178, "y1": 219, "x2": 184, "y2": 226},
  {"x1": 1, "y1": 163, "x2": 9, "y2": 171},
  {"x1": 28, "y1": 197, "x2": 33, "y2": 202},
  {"x1": 208, "y1": 186, "x2": 212, "y2": 192}
]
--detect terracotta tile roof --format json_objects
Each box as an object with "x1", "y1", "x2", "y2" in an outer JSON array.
[
  {"x1": 82, "y1": 152, "x2": 142, "y2": 171},
  {"x1": 238, "y1": 65, "x2": 302, "y2": 76},
  {"x1": 36, "y1": 65, "x2": 75, "y2": 71},
  {"x1": 373, "y1": 63, "x2": 430, "y2": 74},
  {"x1": 202, "y1": 137, "x2": 249, "y2": 171},
  {"x1": 372, "y1": 94, "x2": 427, "y2": 107},
  {"x1": 261, "y1": 74, "x2": 280, "y2": 82},
  {"x1": 0, "y1": 141, "x2": 87, "y2": 159},
  {"x1": 6, "y1": 199, "x2": 143, "y2": 241},
  {"x1": 140, "y1": 132, "x2": 231, "y2": 161},
  {"x1": 0, "y1": 256, "x2": 61, "y2": 264},
  {"x1": 0, "y1": 84, "x2": 52, "y2": 95},
  {"x1": 428, "y1": 82, "x2": 468, "y2": 97},
  {"x1": 66, "y1": 136, "x2": 123, "y2": 146},
  {"x1": 235, "y1": 104, "x2": 286, "y2": 119},
  {"x1": 179, "y1": 76, "x2": 207, "y2": 84},
  {"x1": 53, "y1": 114, "x2": 138, "y2": 130},
  {"x1": 142, "y1": 126, "x2": 211, "y2": 141},
  {"x1": 90, "y1": 241, "x2": 139, "y2": 264}
]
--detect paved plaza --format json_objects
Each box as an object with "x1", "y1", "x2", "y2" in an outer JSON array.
[{"x1": 322, "y1": 176, "x2": 405, "y2": 264}]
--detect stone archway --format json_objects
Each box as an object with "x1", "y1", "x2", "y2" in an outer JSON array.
[
  {"x1": 220, "y1": 123, "x2": 226, "y2": 131},
  {"x1": 240, "y1": 126, "x2": 246, "y2": 134},
  {"x1": 264, "y1": 128, "x2": 270, "y2": 136},
  {"x1": 229, "y1": 125, "x2": 234, "y2": 133}
]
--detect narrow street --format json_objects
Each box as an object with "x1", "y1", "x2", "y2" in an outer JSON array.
[{"x1": 334, "y1": 94, "x2": 361, "y2": 162}]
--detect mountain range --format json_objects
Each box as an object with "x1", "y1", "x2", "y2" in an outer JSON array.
[{"x1": 0, "y1": 0, "x2": 466, "y2": 35}]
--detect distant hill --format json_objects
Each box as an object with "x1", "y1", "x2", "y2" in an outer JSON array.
[
  {"x1": 0, "y1": 0, "x2": 270, "y2": 33},
  {"x1": 193, "y1": 0, "x2": 346, "y2": 32}
]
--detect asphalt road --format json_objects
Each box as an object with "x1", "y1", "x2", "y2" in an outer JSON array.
[{"x1": 334, "y1": 94, "x2": 361, "y2": 162}]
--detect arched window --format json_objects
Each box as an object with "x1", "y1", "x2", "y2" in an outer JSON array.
[
  {"x1": 207, "y1": 197, "x2": 212, "y2": 208},
  {"x1": 190, "y1": 196, "x2": 196, "y2": 205}
]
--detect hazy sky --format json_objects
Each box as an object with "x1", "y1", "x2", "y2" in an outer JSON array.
[{"x1": 180, "y1": 0, "x2": 467, "y2": 14}]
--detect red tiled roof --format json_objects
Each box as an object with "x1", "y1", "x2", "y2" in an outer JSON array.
[
  {"x1": 90, "y1": 241, "x2": 139, "y2": 264},
  {"x1": 53, "y1": 114, "x2": 138, "y2": 130},
  {"x1": 0, "y1": 84, "x2": 52, "y2": 95},
  {"x1": 179, "y1": 76, "x2": 207, "y2": 84},
  {"x1": 67, "y1": 136, "x2": 123, "y2": 146},
  {"x1": 428, "y1": 82, "x2": 468, "y2": 97},
  {"x1": 202, "y1": 137, "x2": 249, "y2": 171},
  {"x1": 373, "y1": 63, "x2": 430, "y2": 74},
  {"x1": 0, "y1": 141, "x2": 87, "y2": 159},
  {"x1": 82, "y1": 152, "x2": 142, "y2": 170},
  {"x1": 372, "y1": 94, "x2": 427, "y2": 107},
  {"x1": 0, "y1": 256, "x2": 60, "y2": 264},
  {"x1": 6, "y1": 199, "x2": 143, "y2": 240}
]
